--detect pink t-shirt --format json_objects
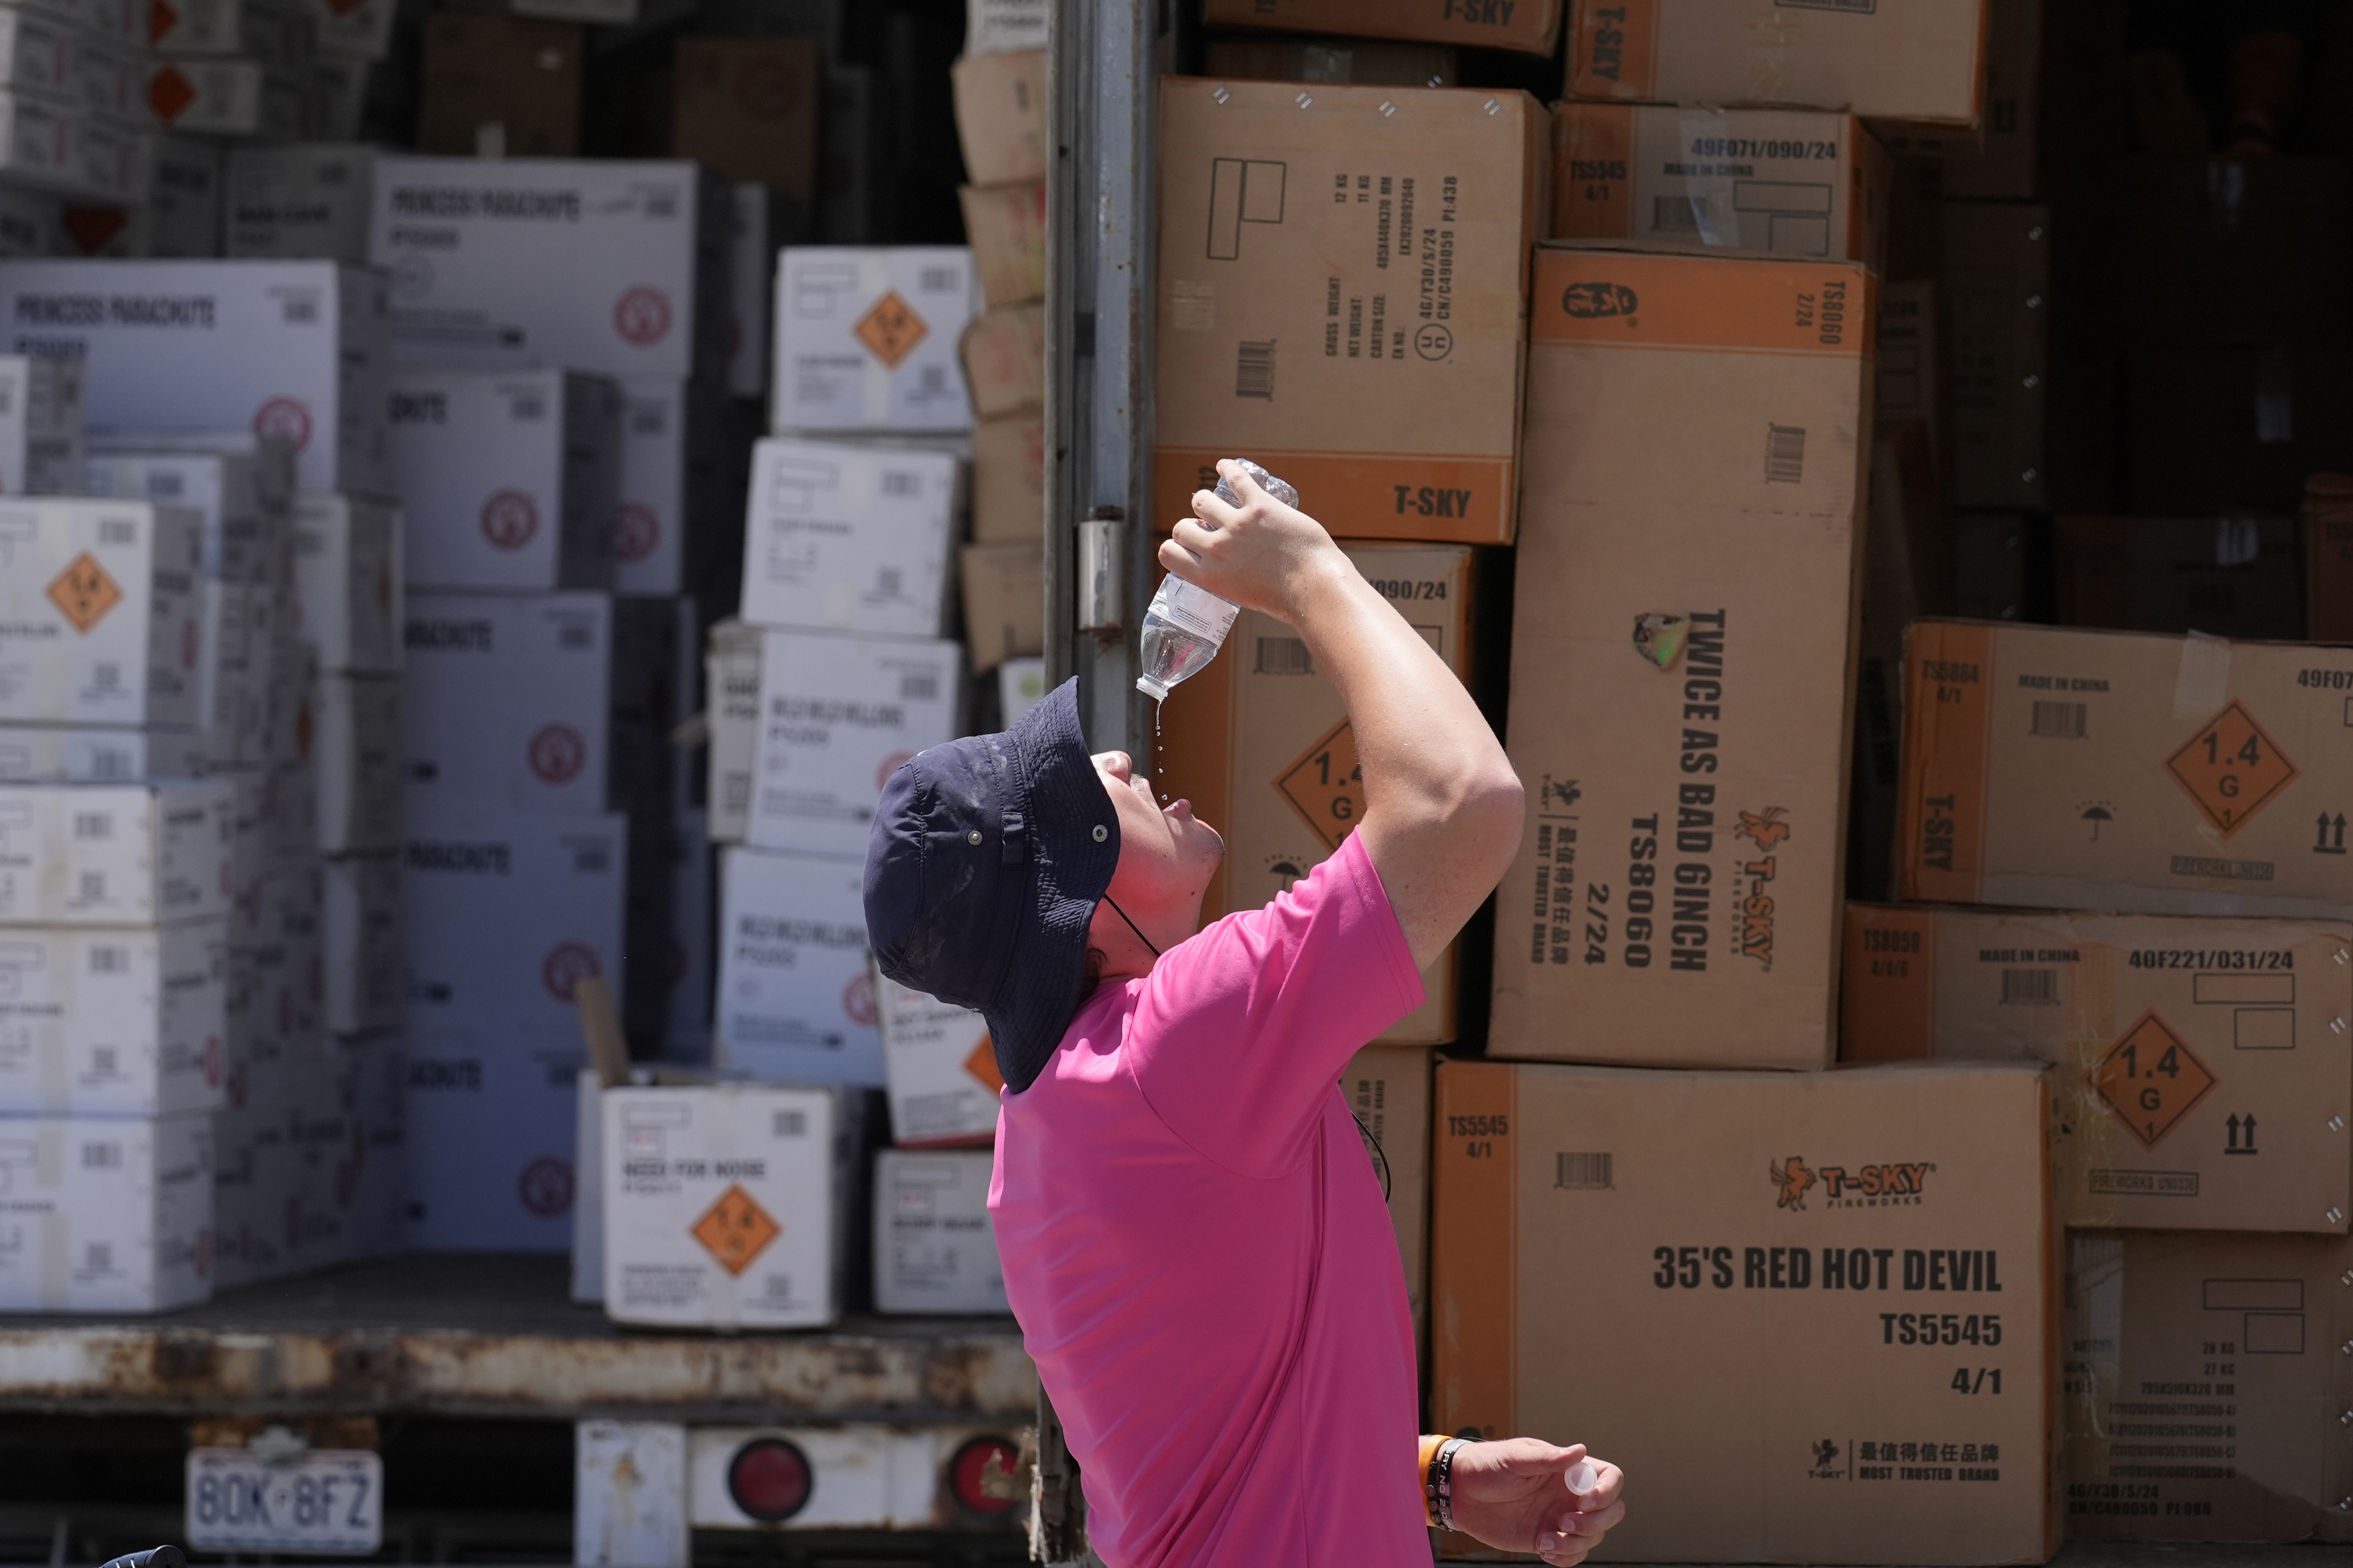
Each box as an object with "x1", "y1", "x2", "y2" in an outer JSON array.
[{"x1": 989, "y1": 834, "x2": 1429, "y2": 1567}]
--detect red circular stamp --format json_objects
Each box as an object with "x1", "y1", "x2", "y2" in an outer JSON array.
[
  {"x1": 875, "y1": 750, "x2": 916, "y2": 789},
  {"x1": 541, "y1": 941, "x2": 602, "y2": 1002},
  {"x1": 518, "y1": 1156, "x2": 575, "y2": 1217},
  {"x1": 480, "y1": 488, "x2": 540, "y2": 551},
  {"x1": 614, "y1": 286, "x2": 673, "y2": 345},
  {"x1": 528, "y1": 723, "x2": 588, "y2": 784},
  {"x1": 253, "y1": 397, "x2": 313, "y2": 451},
  {"x1": 842, "y1": 973, "x2": 876, "y2": 1027},
  {"x1": 615, "y1": 504, "x2": 661, "y2": 563}
]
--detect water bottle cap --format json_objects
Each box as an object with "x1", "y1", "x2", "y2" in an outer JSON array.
[
  {"x1": 1135, "y1": 674, "x2": 1170, "y2": 702},
  {"x1": 1566, "y1": 1459, "x2": 1599, "y2": 1496}
]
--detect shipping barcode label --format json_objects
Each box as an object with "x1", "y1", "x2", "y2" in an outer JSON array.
[
  {"x1": 98, "y1": 518, "x2": 135, "y2": 545},
  {"x1": 83, "y1": 1242, "x2": 110, "y2": 1269},
  {"x1": 901, "y1": 672, "x2": 939, "y2": 700},
  {"x1": 773, "y1": 1109, "x2": 807, "y2": 1138},
  {"x1": 1556, "y1": 1152, "x2": 1613, "y2": 1190},
  {"x1": 92, "y1": 664, "x2": 118, "y2": 690},
  {"x1": 88, "y1": 946, "x2": 127, "y2": 973},
  {"x1": 90, "y1": 750, "x2": 129, "y2": 780},
  {"x1": 763, "y1": 1273, "x2": 794, "y2": 1300},
  {"x1": 2030, "y1": 701, "x2": 2087, "y2": 738},
  {"x1": 1254, "y1": 636, "x2": 1314, "y2": 676},
  {"x1": 81, "y1": 1141, "x2": 120, "y2": 1168},
  {"x1": 281, "y1": 296, "x2": 319, "y2": 323},
  {"x1": 72, "y1": 813, "x2": 109, "y2": 840},
  {"x1": 880, "y1": 469, "x2": 920, "y2": 497},
  {"x1": 876, "y1": 568, "x2": 903, "y2": 596},
  {"x1": 918, "y1": 365, "x2": 947, "y2": 391},
  {"x1": 2001, "y1": 968, "x2": 2058, "y2": 1005},
  {"x1": 917, "y1": 266, "x2": 960, "y2": 293},
  {"x1": 77, "y1": 872, "x2": 103, "y2": 900},
  {"x1": 1764, "y1": 423, "x2": 1807, "y2": 484},
  {"x1": 1236, "y1": 340, "x2": 1276, "y2": 401}
]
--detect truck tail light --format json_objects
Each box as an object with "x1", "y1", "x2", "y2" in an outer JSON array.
[
  {"x1": 726, "y1": 1437, "x2": 811, "y2": 1523},
  {"x1": 947, "y1": 1434, "x2": 1021, "y2": 1517}
]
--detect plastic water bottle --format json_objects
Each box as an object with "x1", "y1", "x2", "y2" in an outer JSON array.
[{"x1": 1135, "y1": 460, "x2": 1298, "y2": 704}]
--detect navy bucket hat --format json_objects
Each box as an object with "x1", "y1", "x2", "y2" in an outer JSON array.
[{"x1": 862, "y1": 678, "x2": 1121, "y2": 1093}]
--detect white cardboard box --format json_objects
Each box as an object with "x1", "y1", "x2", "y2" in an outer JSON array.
[
  {"x1": 704, "y1": 617, "x2": 761, "y2": 844},
  {"x1": 744, "y1": 628, "x2": 959, "y2": 858},
  {"x1": 150, "y1": 0, "x2": 308, "y2": 60},
  {"x1": 727, "y1": 181, "x2": 774, "y2": 400},
  {"x1": 875, "y1": 972, "x2": 999, "y2": 1147},
  {"x1": 966, "y1": 0, "x2": 1047, "y2": 56},
  {"x1": 0, "y1": 354, "x2": 83, "y2": 495},
  {"x1": 224, "y1": 141, "x2": 374, "y2": 262},
  {"x1": 0, "y1": 259, "x2": 391, "y2": 495},
  {"x1": 0, "y1": 725, "x2": 206, "y2": 782},
  {"x1": 0, "y1": 918, "x2": 226, "y2": 1115},
  {"x1": 0, "y1": 92, "x2": 134, "y2": 202},
  {"x1": 0, "y1": 1111, "x2": 213, "y2": 1311},
  {"x1": 402, "y1": 590, "x2": 612, "y2": 816},
  {"x1": 0, "y1": 9, "x2": 79, "y2": 106},
  {"x1": 615, "y1": 375, "x2": 728, "y2": 598},
  {"x1": 387, "y1": 366, "x2": 621, "y2": 592},
  {"x1": 329, "y1": 1028, "x2": 405, "y2": 1259},
  {"x1": 738, "y1": 437, "x2": 960, "y2": 637},
  {"x1": 140, "y1": 58, "x2": 304, "y2": 140},
  {"x1": 603, "y1": 1081, "x2": 843, "y2": 1328},
  {"x1": 291, "y1": 490, "x2": 400, "y2": 672},
  {"x1": 86, "y1": 427, "x2": 295, "y2": 541},
  {"x1": 997, "y1": 656, "x2": 1044, "y2": 726},
  {"x1": 714, "y1": 845, "x2": 881, "y2": 1086},
  {"x1": 0, "y1": 496, "x2": 204, "y2": 728},
  {"x1": 299, "y1": 0, "x2": 390, "y2": 59},
  {"x1": 194, "y1": 577, "x2": 261, "y2": 764},
  {"x1": 401, "y1": 809, "x2": 628, "y2": 1035},
  {"x1": 323, "y1": 851, "x2": 399, "y2": 1032},
  {"x1": 0, "y1": 778, "x2": 233, "y2": 925},
  {"x1": 873, "y1": 1148, "x2": 1006, "y2": 1314},
  {"x1": 403, "y1": 1021, "x2": 583, "y2": 1250},
  {"x1": 370, "y1": 157, "x2": 729, "y2": 381},
  {"x1": 771, "y1": 247, "x2": 978, "y2": 434},
  {"x1": 0, "y1": 185, "x2": 57, "y2": 258},
  {"x1": 315, "y1": 672, "x2": 398, "y2": 853},
  {"x1": 667, "y1": 806, "x2": 712, "y2": 1044},
  {"x1": 84, "y1": 445, "x2": 280, "y2": 585},
  {"x1": 123, "y1": 136, "x2": 229, "y2": 260}
]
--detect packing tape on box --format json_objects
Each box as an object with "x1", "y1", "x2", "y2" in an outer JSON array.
[
  {"x1": 2068, "y1": 1234, "x2": 2125, "y2": 1441},
  {"x1": 1673, "y1": 110, "x2": 1737, "y2": 248},
  {"x1": 2069, "y1": 934, "x2": 2127, "y2": 1228},
  {"x1": 2171, "y1": 630, "x2": 2232, "y2": 721}
]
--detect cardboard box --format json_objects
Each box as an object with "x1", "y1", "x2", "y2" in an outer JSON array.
[
  {"x1": 1431, "y1": 1058, "x2": 2055, "y2": 1564},
  {"x1": 2121, "y1": 159, "x2": 2350, "y2": 346},
  {"x1": 416, "y1": 14, "x2": 581, "y2": 159},
  {"x1": 0, "y1": 497, "x2": 205, "y2": 728},
  {"x1": 603, "y1": 1081, "x2": 846, "y2": 1328},
  {"x1": 770, "y1": 247, "x2": 980, "y2": 434},
  {"x1": 1844, "y1": 904, "x2": 2351, "y2": 1233},
  {"x1": 744, "y1": 628, "x2": 960, "y2": 858},
  {"x1": 703, "y1": 617, "x2": 760, "y2": 843},
  {"x1": 148, "y1": 0, "x2": 309, "y2": 60},
  {"x1": 966, "y1": 0, "x2": 1046, "y2": 57},
  {"x1": 193, "y1": 579, "x2": 263, "y2": 766},
  {"x1": 2311, "y1": 474, "x2": 2353, "y2": 644},
  {"x1": 1939, "y1": 0, "x2": 2040, "y2": 200},
  {"x1": 0, "y1": 186, "x2": 57, "y2": 258},
  {"x1": 0, "y1": 93, "x2": 136, "y2": 202},
  {"x1": 1566, "y1": 0, "x2": 1987, "y2": 126},
  {"x1": 401, "y1": 809, "x2": 629, "y2": 1035},
  {"x1": 1157, "y1": 541, "x2": 1470, "y2": 1043},
  {"x1": 1202, "y1": 36, "x2": 1457, "y2": 86},
  {"x1": 0, "y1": 778, "x2": 232, "y2": 925},
  {"x1": 0, "y1": 8, "x2": 78, "y2": 104},
  {"x1": 959, "y1": 182, "x2": 1044, "y2": 309},
  {"x1": 404, "y1": 1020, "x2": 583, "y2": 1250},
  {"x1": 1153, "y1": 81, "x2": 1542, "y2": 546},
  {"x1": 291, "y1": 491, "x2": 400, "y2": 673},
  {"x1": 84, "y1": 445, "x2": 279, "y2": 587},
  {"x1": 314, "y1": 672, "x2": 399, "y2": 853},
  {"x1": 1897, "y1": 621, "x2": 2353, "y2": 918},
  {"x1": 737, "y1": 437, "x2": 960, "y2": 638},
  {"x1": 1343, "y1": 1043, "x2": 1430, "y2": 1333},
  {"x1": 616, "y1": 376, "x2": 729, "y2": 598},
  {"x1": 873, "y1": 1148, "x2": 1007, "y2": 1315},
  {"x1": 2063, "y1": 1230, "x2": 2353, "y2": 1544},
  {"x1": 2056, "y1": 515, "x2": 2304, "y2": 641},
  {"x1": 224, "y1": 142, "x2": 375, "y2": 262},
  {"x1": 998, "y1": 656, "x2": 1045, "y2": 725},
  {"x1": 300, "y1": 0, "x2": 389, "y2": 60},
  {"x1": 1203, "y1": 0, "x2": 1559, "y2": 55},
  {"x1": 0, "y1": 354, "x2": 83, "y2": 495},
  {"x1": 1550, "y1": 104, "x2": 1891, "y2": 269},
  {"x1": 0, "y1": 920, "x2": 226, "y2": 1116},
  {"x1": 0, "y1": 726, "x2": 206, "y2": 782},
  {"x1": 726, "y1": 182, "x2": 777, "y2": 400},
  {"x1": 714, "y1": 845, "x2": 880, "y2": 1086},
  {"x1": 671, "y1": 38, "x2": 819, "y2": 206},
  {"x1": 402, "y1": 590, "x2": 614, "y2": 817},
  {"x1": 874, "y1": 971, "x2": 999, "y2": 1147},
  {"x1": 0, "y1": 259, "x2": 390, "y2": 496},
  {"x1": 323, "y1": 851, "x2": 399, "y2": 1035},
  {"x1": 87, "y1": 427, "x2": 296, "y2": 536},
  {"x1": 0, "y1": 1112, "x2": 213, "y2": 1312},
  {"x1": 370, "y1": 157, "x2": 729, "y2": 382},
  {"x1": 959, "y1": 302, "x2": 1041, "y2": 421},
  {"x1": 141, "y1": 59, "x2": 304, "y2": 139},
  {"x1": 949, "y1": 50, "x2": 1045, "y2": 187},
  {"x1": 959, "y1": 541, "x2": 1042, "y2": 674},
  {"x1": 665, "y1": 807, "x2": 712, "y2": 1047},
  {"x1": 1488, "y1": 247, "x2": 1874, "y2": 1068},
  {"x1": 970, "y1": 414, "x2": 1042, "y2": 544},
  {"x1": 113, "y1": 136, "x2": 226, "y2": 259},
  {"x1": 2123, "y1": 344, "x2": 2353, "y2": 516},
  {"x1": 386, "y1": 366, "x2": 622, "y2": 592}
]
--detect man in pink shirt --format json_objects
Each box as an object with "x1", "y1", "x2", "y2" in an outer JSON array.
[{"x1": 865, "y1": 464, "x2": 1625, "y2": 1564}]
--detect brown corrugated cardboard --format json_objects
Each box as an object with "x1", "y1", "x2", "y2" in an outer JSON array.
[
  {"x1": 671, "y1": 38, "x2": 821, "y2": 205},
  {"x1": 1201, "y1": 0, "x2": 1560, "y2": 57},
  {"x1": 1153, "y1": 80, "x2": 1543, "y2": 546},
  {"x1": 1865, "y1": 0, "x2": 2042, "y2": 199},
  {"x1": 1201, "y1": 36, "x2": 1457, "y2": 87},
  {"x1": 417, "y1": 15, "x2": 582, "y2": 158},
  {"x1": 970, "y1": 415, "x2": 1043, "y2": 544},
  {"x1": 1896, "y1": 620, "x2": 2353, "y2": 918},
  {"x1": 1842, "y1": 903, "x2": 2351, "y2": 1233},
  {"x1": 1550, "y1": 104, "x2": 1890, "y2": 270},
  {"x1": 1566, "y1": 0, "x2": 1989, "y2": 126},
  {"x1": 1490, "y1": 246, "x2": 1875, "y2": 1069},
  {"x1": 959, "y1": 304, "x2": 1043, "y2": 420},
  {"x1": 2057, "y1": 516, "x2": 2305, "y2": 641},
  {"x1": 1155, "y1": 542, "x2": 1472, "y2": 1043},
  {"x1": 1431, "y1": 1058, "x2": 2056, "y2": 1565},
  {"x1": 1343, "y1": 1043, "x2": 1431, "y2": 1334},
  {"x1": 2064, "y1": 1230, "x2": 2353, "y2": 1544},
  {"x1": 959, "y1": 541, "x2": 1043, "y2": 674},
  {"x1": 2311, "y1": 475, "x2": 2353, "y2": 644},
  {"x1": 958, "y1": 182, "x2": 1045, "y2": 308},
  {"x1": 950, "y1": 50, "x2": 1046, "y2": 188}
]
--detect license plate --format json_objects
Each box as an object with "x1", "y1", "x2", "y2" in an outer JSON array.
[{"x1": 185, "y1": 1447, "x2": 383, "y2": 1555}]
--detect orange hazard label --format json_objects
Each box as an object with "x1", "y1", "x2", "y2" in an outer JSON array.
[
  {"x1": 48, "y1": 553, "x2": 122, "y2": 632},
  {"x1": 691, "y1": 1183, "x2": 780, "y2": 1276},
  {"x1": 964, "y1": 1036, "x2": 1005, "y2": 1095},
  {"x1": 147, "y1": 65, "x2": 197, "y2": 124},
  {"x1": 2093, "y1": 1012, "x2": 2216, "y2": 1149},
  {"x1": 854, "y1": 290, "x2": 928, "y2": 368},
  {"x1": 2166, "y1": 701, "x2": 2297, "y2": 836},
  {"x1": 1276, "y1": 717, "x2": 1365, "y2": 852}
]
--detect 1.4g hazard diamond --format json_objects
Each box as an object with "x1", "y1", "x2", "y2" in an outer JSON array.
[
  {"x1": 691, "y1": 1183, "x2": 781, "y2": 1276},
  {"x1": 1276, "y1": 718, "x2": 1366, "y2": 852},
  {"x1": 2093, "y1": 1012, "x2": 2217, "y2": 1149},
  {"x1": 47, "y1": 553, "x2": 122, "y2": 633},
  {"x1": 854, "y1": 290, "x2": 929, "y2": 368},
  {"x1": 2166, "y1": 701, "x2": 2298, "y2": 836}
]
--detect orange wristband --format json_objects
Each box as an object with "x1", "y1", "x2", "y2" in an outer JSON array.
[{"x1": 1418, "y1": 1434, "x2": 1449, "y2": 1526}]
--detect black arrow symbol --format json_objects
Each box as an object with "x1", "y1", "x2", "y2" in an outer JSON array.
[
  {"x1": 2225, "y1": 1112, "x2": 2259, "y2": 1154},
  {"x1": 2318, "y1": 814, "x2": 2347, "y2": 854}
]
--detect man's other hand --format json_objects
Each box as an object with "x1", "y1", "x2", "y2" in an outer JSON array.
[{"x1": 1447, "y1": 1439, "x2": 1625, "y2": 1567}]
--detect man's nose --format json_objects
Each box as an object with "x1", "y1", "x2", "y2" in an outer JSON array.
[{"x1": 1098, "y1": 751, "x2": 1133, "y2": 781}]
